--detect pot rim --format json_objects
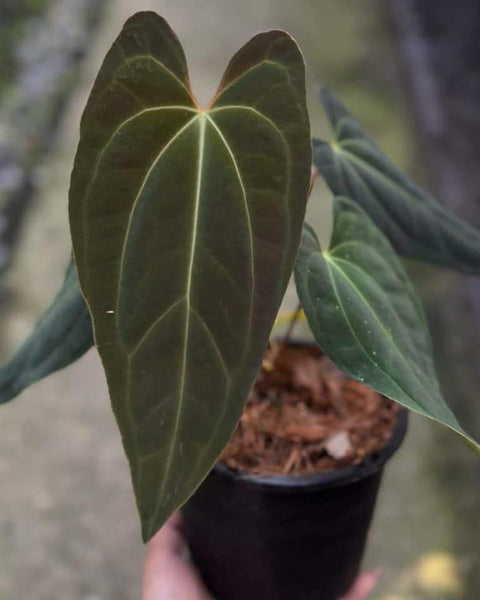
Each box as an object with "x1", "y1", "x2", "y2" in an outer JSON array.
[{"x1": 213, "y1": 408, "x2": 408, "y2": 493}]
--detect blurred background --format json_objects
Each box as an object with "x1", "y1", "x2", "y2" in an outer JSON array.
[{"x1": 0, "y1": 1, "x2": 479, "y2": 598}]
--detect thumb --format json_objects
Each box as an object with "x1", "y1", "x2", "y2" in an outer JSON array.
[{"x1": 340, "y1": 569, "x2": 381, "y2": 600}]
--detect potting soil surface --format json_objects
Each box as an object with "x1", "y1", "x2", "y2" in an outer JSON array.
[{"x1": 221, "y1": 345, "x2": 399, "y2": 476}]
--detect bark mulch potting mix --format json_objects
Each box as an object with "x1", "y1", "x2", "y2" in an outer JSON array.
[{"x1": 221, "y1": 344, "x2": 399, "y2": 476}]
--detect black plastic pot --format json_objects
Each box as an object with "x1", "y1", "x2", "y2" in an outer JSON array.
[{"x1": 182, "y1": 409, "x2": 408, "y2": 600}]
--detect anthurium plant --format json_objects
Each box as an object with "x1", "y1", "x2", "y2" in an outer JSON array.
[{"x1": 1, "y1": 12, "x2": 479, "y2": 542}]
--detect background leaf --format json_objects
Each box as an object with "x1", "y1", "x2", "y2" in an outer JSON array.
[
  {"x1": 313, "y1": 88, "x2": 480, "y2": 275},
  {"x1": 69, "y1": 12, "x2": 311, "y2": 541},
  {"x1": 295, "y1": 196, "x2": 480, "y2": 452},
  {"x1": 0, "y1": 260, "x2": 93, "y2": 404}
]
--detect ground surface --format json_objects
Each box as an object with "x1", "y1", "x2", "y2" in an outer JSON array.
[{"x1": 0, "y1": 1, "x2": 478, "y2": 599}]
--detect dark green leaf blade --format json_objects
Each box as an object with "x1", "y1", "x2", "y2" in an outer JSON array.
[
  {"x1": 295, "y1": 196, "x2": 480, "y2": 452},
  {"x1": 0, "y1": 259, "x2": 93, "y2": 403},
  {"x1": 314, "y1": 88, "x2": 480, "y2": 275},
  {"x1": 69, "y1": 12, "x2": 311, "y2": 541}
]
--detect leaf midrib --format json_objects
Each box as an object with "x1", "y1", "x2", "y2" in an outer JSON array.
[
  {"x1": 205, "y1": 113, "x2": 255, "y2": 361},
  {"x1": 323, "y1": 253, "x2": 436, "y2": 413},
  {"x1": 335, "y1": 152, "x2": 404, "y2": 239},
  {"x1": 322, "y1": 257, "x2": 412, "y2": 407},
  {"x1": 120, "y1": 105, "x2": 283, "y2": 533},
  {"x1": 110, "y1": 102, "x2": 290, "y2": 360},
  {"x1": 336, "y1": 145, "x2": 421, "y2": 208},
  {"x1": 153, "y1": 115, "x2": 207, "y2": 523},
  {"x1": 82, "y1": 60, "x2": 294, "y2": 534},
  {"x1": 116, "y1": 114, "x2": 201, "y2": 324}
]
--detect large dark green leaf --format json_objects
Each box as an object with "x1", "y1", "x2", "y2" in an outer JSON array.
[
  {"x1": 295, "y1": 196, "x2": 479, "y2": 452},
  {"x1": 69, "y1": 12, "x2": 311, "y2": 541},
  {"x1": 313, "y1": 88, "x2": 480, "y2": 275},
  {"x1": 0, "y1": 259, "x2": 93, "y2": 403}
]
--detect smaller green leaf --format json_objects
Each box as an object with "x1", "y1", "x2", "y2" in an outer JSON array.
[
  {"x1": 0, "y1": 259, "x2": 93, "y2": 403},
  {"x1": 295, "y1": 196, "x2": 480, "y2": 452},
  {"x1": 314, "y1": 88, "x2": 480, "y2": 275}
]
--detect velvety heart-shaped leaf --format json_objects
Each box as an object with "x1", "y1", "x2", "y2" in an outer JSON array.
[
  {"x1": 295, "y1": 196, "x2": 480, "y2": 452},
  {"x1": 69, "y1": 12, "x2": 311, "y2": 540},
  {"x1": 313, "y1": 88, "x2": 480, "y2": 275},
  {"x1": 0, "y1": 259, "x2": 93, "y2": 403}
]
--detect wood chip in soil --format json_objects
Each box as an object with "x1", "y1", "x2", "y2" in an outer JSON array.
[{"x1": 220, "y1": 344, "x2": 399, "y2": 477}]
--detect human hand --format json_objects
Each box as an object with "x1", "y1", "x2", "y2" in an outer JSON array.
[
  {"x1": 340, "y1": 569, "x2": 381, "y2": 600},
  {"x1": 142, "y1": 514, "x2": 379, "y2": 600},
  {"x1": 142, "y1": 513, "x2": 213, "y2": 600}
]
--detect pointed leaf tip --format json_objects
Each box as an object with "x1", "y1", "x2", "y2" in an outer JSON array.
[{"x1": 0, "y1": 259, "x2": 93, "y2": 404}]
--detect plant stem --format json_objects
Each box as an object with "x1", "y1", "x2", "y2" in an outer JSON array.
[{"x1": 283, "y1": 303, "x2": 302, "y2": 347}]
